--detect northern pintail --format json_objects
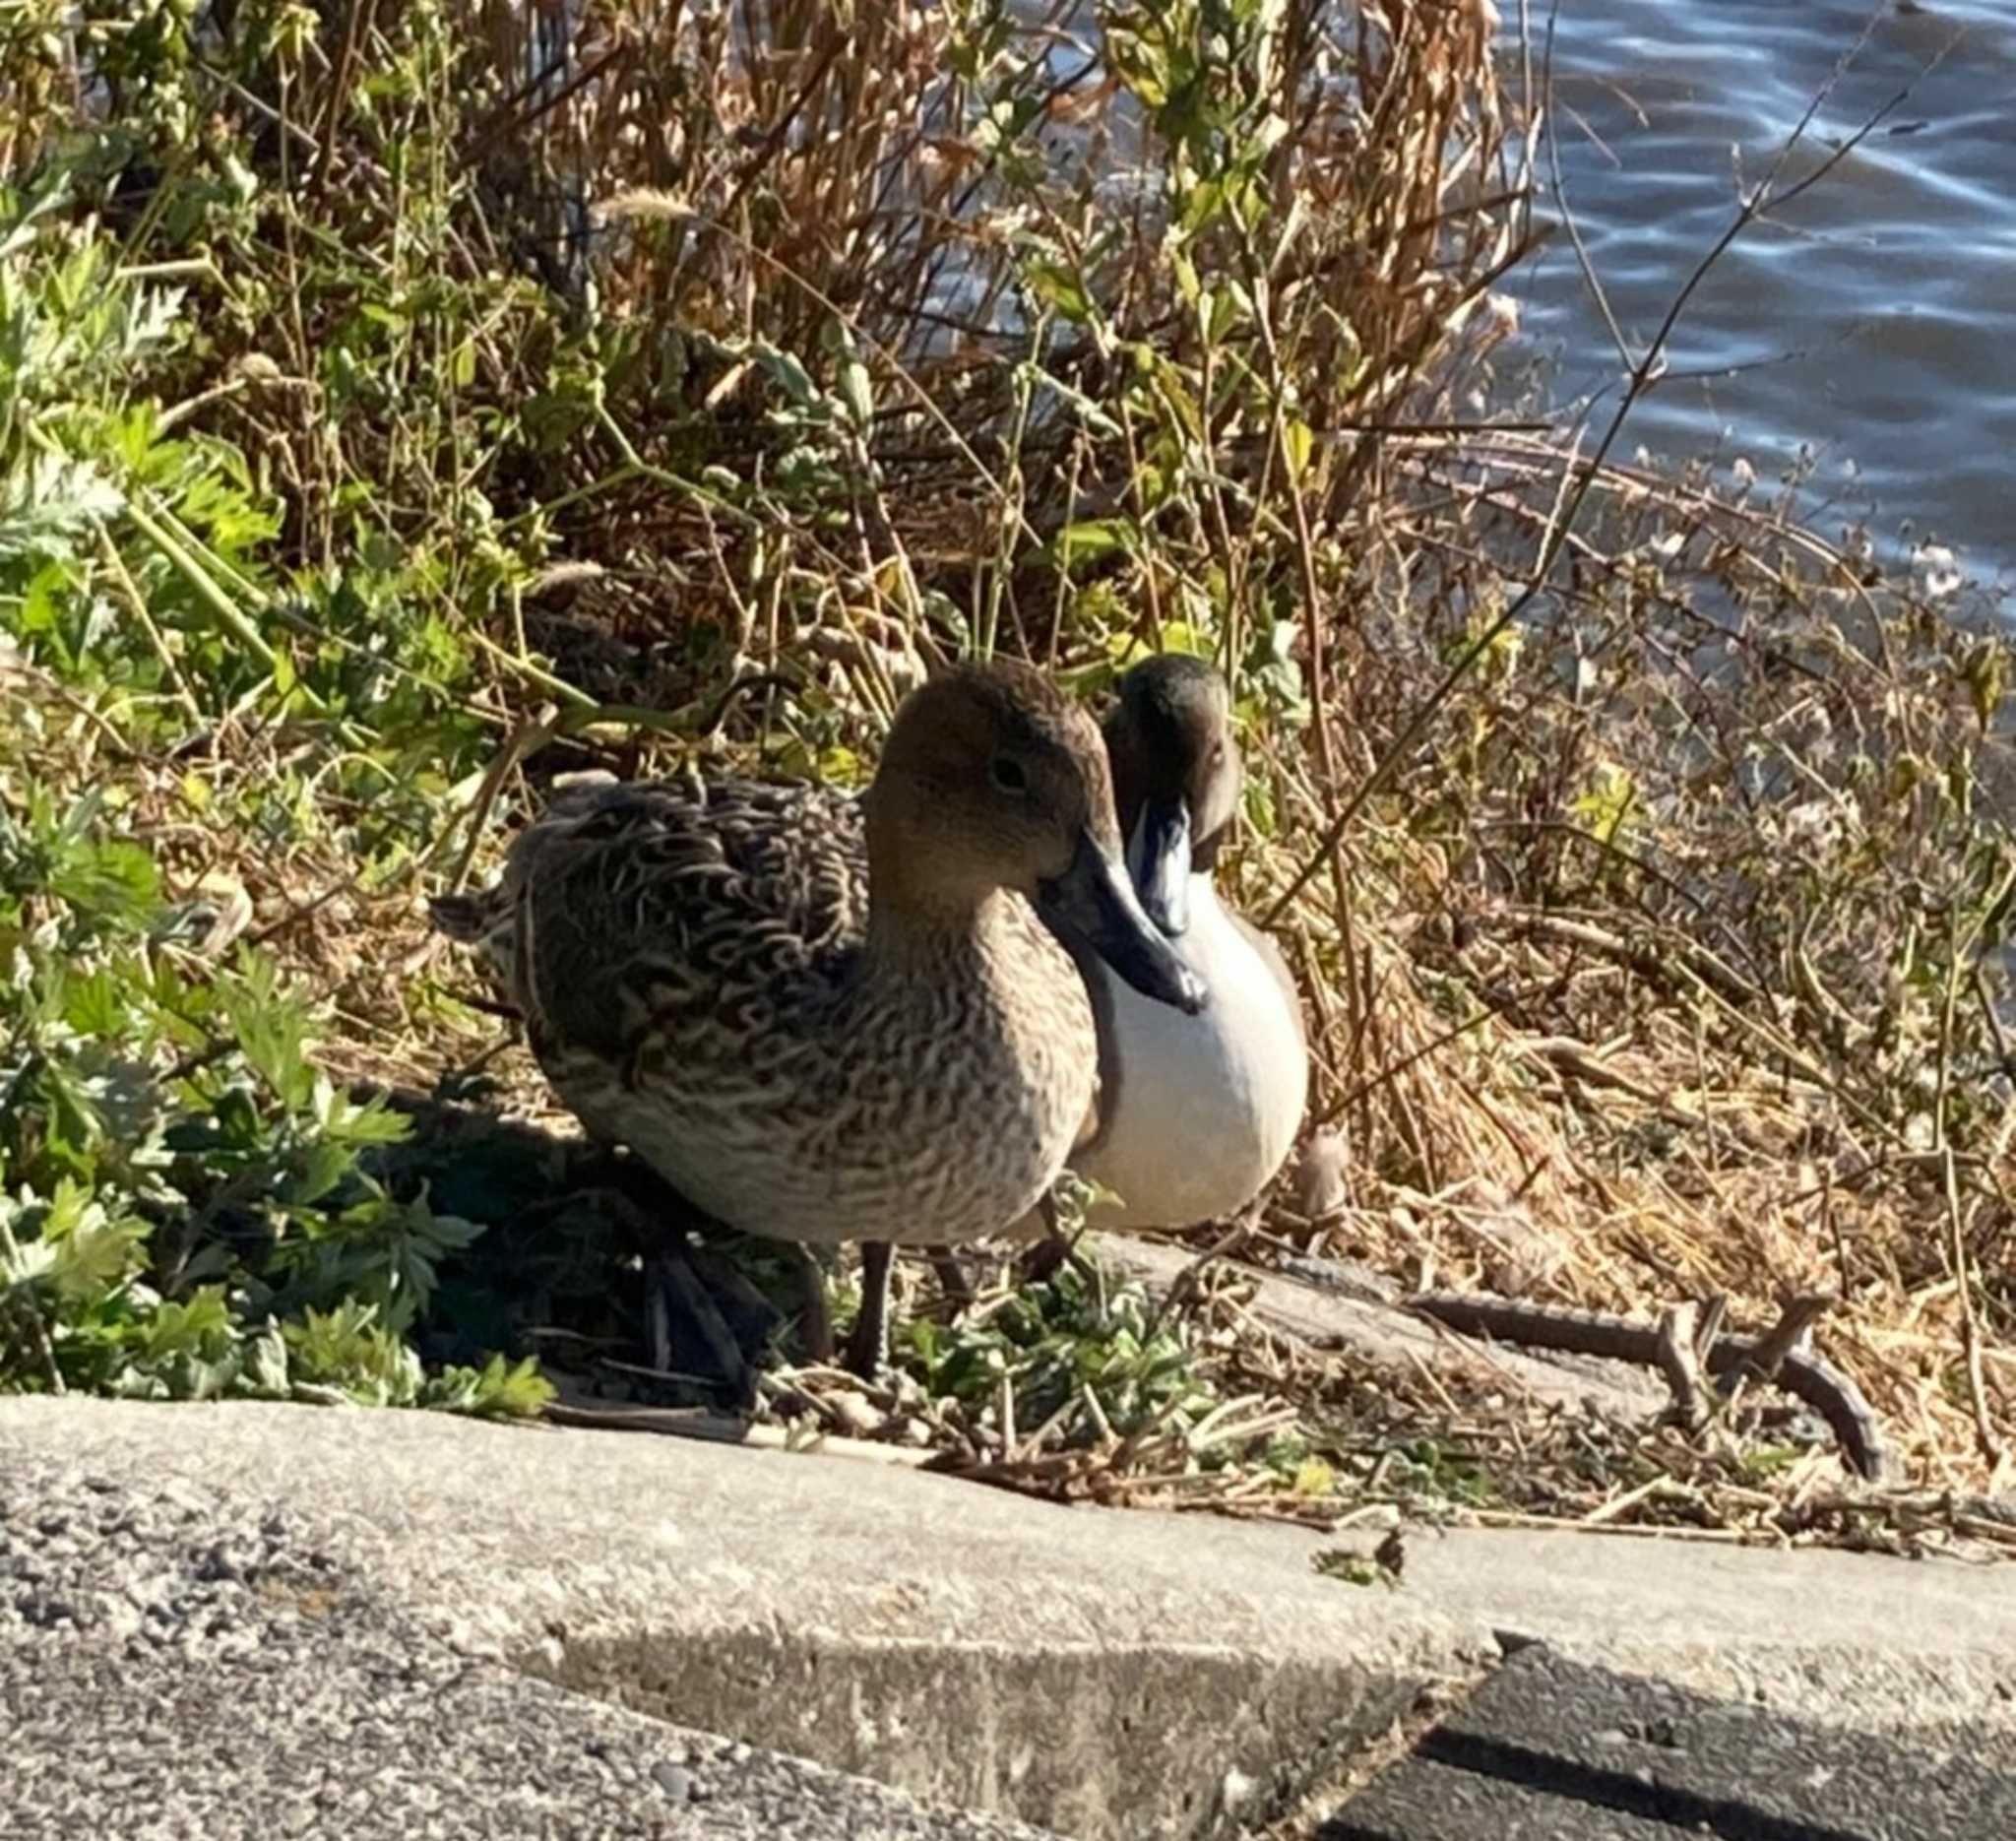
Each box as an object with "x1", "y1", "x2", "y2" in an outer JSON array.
[
  {"x1": 431, "y1": 661, "x2": 1206, "y2": 1375},
  {"x1": 1059, "y1": 653, "x2": 1308, "y2": 1230}
]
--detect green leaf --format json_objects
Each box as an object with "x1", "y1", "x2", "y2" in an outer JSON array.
[
  {"x1": 39, "y1": 1179, "x2": 150, "y2": 1301},
  {"x1": 1569, "y1": 763, "x2": 1639, "y2": 847},
  {"x1": 317, "y1": 1085, "x2": 411, "y2": 1147},
  {"x1": 1022, "y1": 261, "x2": 1095, "y2": 324},
  {"x1": 747, "y1": 340, "x2": 820, "y2": 412},
  {"x1": 213, "y1": 951, "x2": 317, "y2": 1109},
  {"x1": 1050, "y1": 519, "x2": 1137, "y2": 569},
  {"x1": 242, "y1": 1321, "x2": 290, "y2": 1397},
  {"x1": 128, "y1": 1284, "x2": 235, "y2": 1359},
  {"x1": 1282, "y1": 417, "x2": 1314, "y2": 482},
  {"x1": 60, "y1": 968, "x2": 124, "y2": 1041},
  {"x1": 284, "y1": 1301, "x2": 424, "y2": 1407},
  {"x1": 823, "y1": 320, "x2": 875, "y2": 432},
  {"x1": 0, "y1": 453, "x2": 123, "y2": 564},
  {"x1": 423, "y1": 1351, "x2": 554, "y2": 1419},
  {"x1": 39, "y1": 1061, "x2": 107, "y2": 1164},
  {"x1": 288, "y1": 1138, "x2": 355, "y2": 1208}
]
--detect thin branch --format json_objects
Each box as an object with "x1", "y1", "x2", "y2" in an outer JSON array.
[{"x1": 1266, "y1": 51, "x2": 1922, "y2": 928}]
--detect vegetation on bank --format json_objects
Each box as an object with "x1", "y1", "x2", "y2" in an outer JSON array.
[{"x1": 0, "y1": 2, "x2": 2008, "y2": 1527}]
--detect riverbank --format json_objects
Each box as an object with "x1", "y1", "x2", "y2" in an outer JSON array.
[{"x1": 0, "y1": 2, "x2": 2008, "y2": 1523}]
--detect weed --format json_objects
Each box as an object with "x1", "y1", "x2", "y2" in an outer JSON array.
[{"x1": 0, "y1": 5, "x2": 2006, "y2": 1520}]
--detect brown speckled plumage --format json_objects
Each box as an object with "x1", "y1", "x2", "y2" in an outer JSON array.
[{"x1": 431, "y1": 665, "x2": 1181, "y2": 1256}]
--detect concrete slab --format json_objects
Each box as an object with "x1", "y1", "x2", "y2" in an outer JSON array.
[
  {"x1": 1324, "y1": 1646, "x2": 2016, "y2": 1840},
  {"x1": 0, "y1": 1462, "x2": 1057, "y2": 1841},
  {"x1": 0, "y1": 1398, "x2": 1467, "y2": 1840},
  {"x1": 4, "y1": 1398, "x2": 2014, "y2": 1840},
  {"x1": 1403, "y1": 1528, "x2": 2016, "y2": 1740}
]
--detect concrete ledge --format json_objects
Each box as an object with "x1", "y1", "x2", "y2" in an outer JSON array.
[
  {"x1": 1405, "y1": 1526, "x2": 2016, "y2": 1743},
  {"x1": 0, "y1": 1398, "x2": 1469, "y2": 1839},
  {"x1": 7, "y1": 1396, "x2": 2014, "y2": 1839}
]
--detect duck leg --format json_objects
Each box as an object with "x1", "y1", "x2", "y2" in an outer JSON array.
[
  {"x1": 930, "y1": 1247, "x2": 977, "y2": 1315},
  {"x1": 844, "y1": 1239, "x2": 897, "y2": 1378},
  {"x1": 582, "y1": 1159, "x2": 769, "y2": 1406},
  {"x1": 793, "y1": 1245, "x2": 835, "y2": 1364},
  {"x1": 1014, "y1": 1186, "x2": 1079, "y2": 1286},
  {"x1": 514, "y1": 1181, "x2": 752, "y2": 1396},
  {"x1": 641, "y1": 1239, "x2": 755, "y2": 1409}
]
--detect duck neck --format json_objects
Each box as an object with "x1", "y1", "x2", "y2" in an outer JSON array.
[
  {"x1": 861, "y1": 893, "x2": 1023, "y2": 1007},
  {"x1": 1176, "y1": 869, "x2": 1236, "y2": 958},
  {"x1": 861, "y1": 777, "x2": 1015, "y2": 978},
  {"x1": 1184, "y1": 865, "x2": 1226, "y2": 919}
]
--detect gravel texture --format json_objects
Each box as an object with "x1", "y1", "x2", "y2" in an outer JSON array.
[
  {"x1": 0, "y1": 1455, "x2": 1056, "y2": 1841},
  {"x1": 0, "y1": 1397, "x2": 1461, "y2": 1841}
]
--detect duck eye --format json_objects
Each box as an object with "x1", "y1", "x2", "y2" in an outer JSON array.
[{"x1": 988, "y1": 755, "x2": 1029, "y2": 794}]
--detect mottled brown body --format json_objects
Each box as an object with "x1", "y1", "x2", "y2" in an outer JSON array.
[{"x1": 431, "y1": 665, "x2": 1203, "y2": 1263}]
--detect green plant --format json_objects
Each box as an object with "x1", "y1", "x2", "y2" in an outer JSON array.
[
  {"x1": 0, "y1": 3, "x2": 2002, "y2": 1516},
  {"x1": 901, "y1": 1257, "x2": 1217, "y2": 1445},
  {"x1": 0, "y1": 765, "x2": 545, "y2": 1414}
]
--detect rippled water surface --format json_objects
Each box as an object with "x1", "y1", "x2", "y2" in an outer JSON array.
[{"x1": 1508, "y1": 0, "x2": 2016, "y2": 582}]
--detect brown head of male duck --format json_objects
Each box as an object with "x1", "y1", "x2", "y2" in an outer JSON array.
[{"x1": 431, "y1": 661, "x2": 1204, "y2": 1378}]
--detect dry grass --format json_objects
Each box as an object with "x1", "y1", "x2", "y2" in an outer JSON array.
[
  {"x1": 1239, "y1": 474, "x2": 2016, "y2": 1506},
  {"x1": 0, "y1": 2, "x2": 2009, "y2": 1512}
]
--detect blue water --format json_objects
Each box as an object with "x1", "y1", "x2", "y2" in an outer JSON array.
[{"x1": 1509, "y1": 0, "x2": 2016, "y2": 590}]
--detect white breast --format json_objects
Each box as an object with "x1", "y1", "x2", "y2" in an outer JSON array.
[{"x1": 1071, "y1": 880, "x2": 1307, "y2": 1228}]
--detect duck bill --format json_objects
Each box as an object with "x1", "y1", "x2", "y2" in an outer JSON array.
[
  {"x1": 1125, "y1": 794, "x2": 1192, "y2": 938},
  {"x1": 1040, "y1": 829, "x2": 1207, "y2": 1016}
]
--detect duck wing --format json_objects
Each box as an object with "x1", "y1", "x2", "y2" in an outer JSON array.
[{"x1": 504, "y1": 778, "x2": 870, "y2": 1065}]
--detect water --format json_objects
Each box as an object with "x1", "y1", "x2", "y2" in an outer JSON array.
[{"x1": 1507, "y1": 0, "x2": 2016, "y2": 592}]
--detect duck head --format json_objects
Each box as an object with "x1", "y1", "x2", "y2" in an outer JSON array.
[
  {"x1": 1103, "y1": 653, "x2": 1241, "y2": 938},
  {"x1": 866, "y1": 661, "x2": 1208, "y2": 1015}
]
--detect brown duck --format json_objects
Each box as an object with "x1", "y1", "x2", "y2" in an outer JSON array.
[{"x1": 431, "y1": 661, "x2": 1204, "y2": 1375}]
